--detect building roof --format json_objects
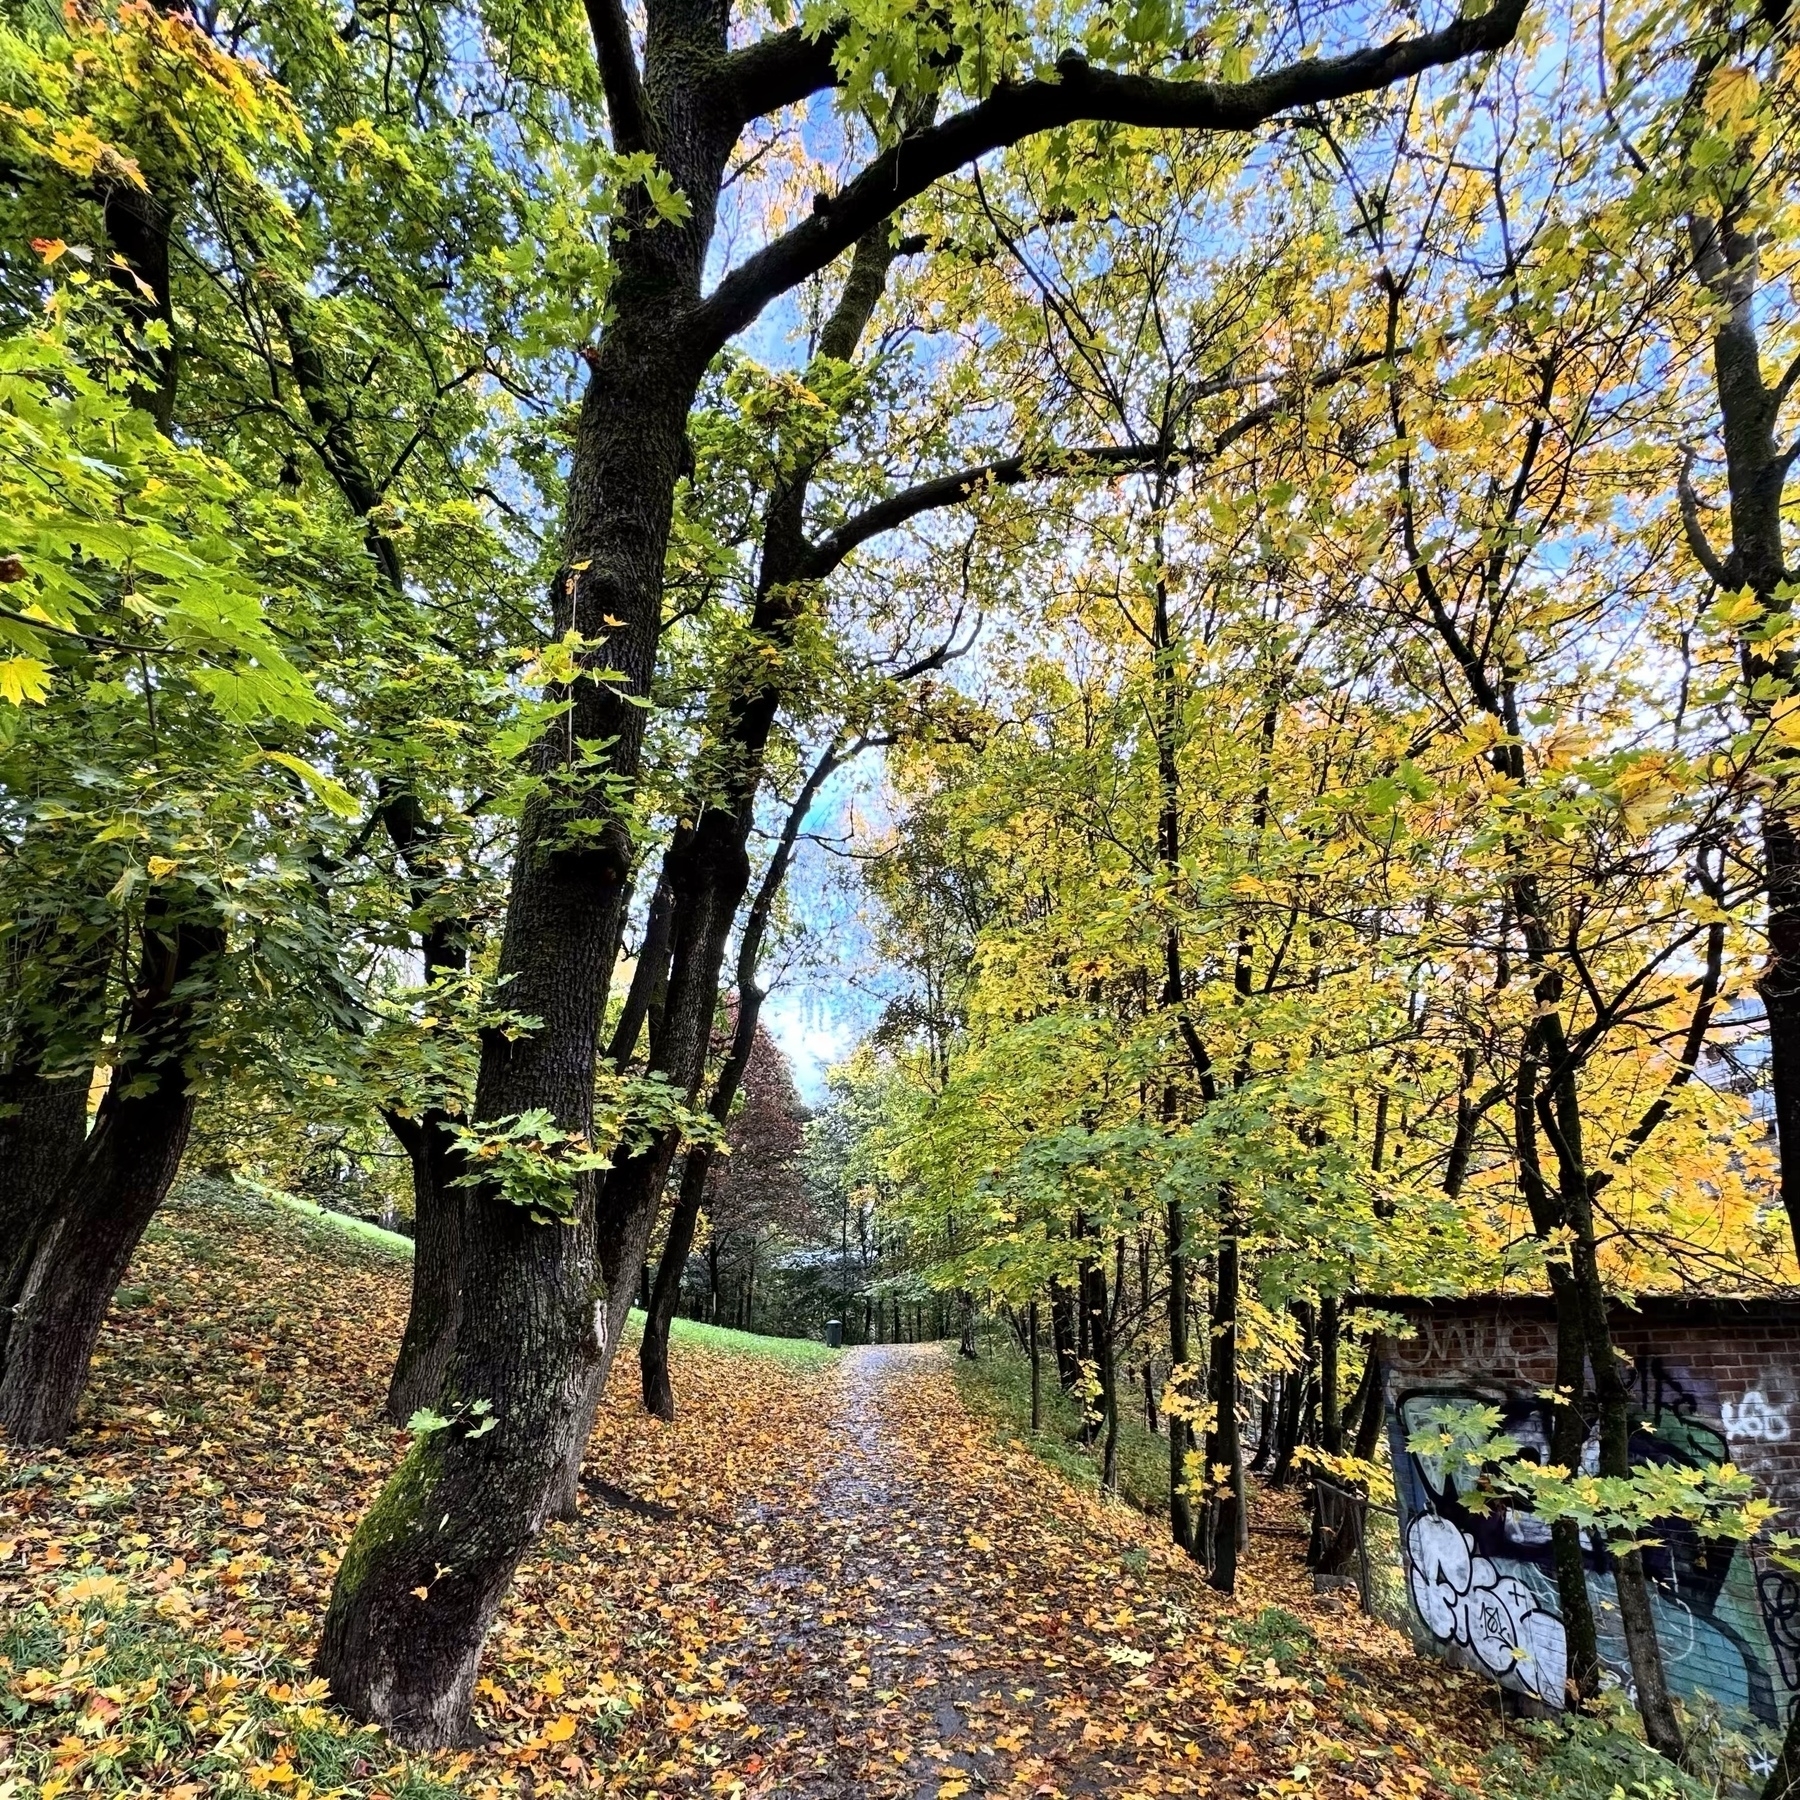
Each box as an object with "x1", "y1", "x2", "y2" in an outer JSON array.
[{"x1": 1348, "y1": 1292, "x2": 1800, "y2": 1328}]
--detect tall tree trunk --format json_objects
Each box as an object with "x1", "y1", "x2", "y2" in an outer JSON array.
[
  {"x1": 1089, "y1": 1256, "x2": 1117, "y2": 1488},
  {"x1": 0, "y1": 139, "x2": 187, "y2": 1428},
  {"x1": 1522, "y1": 1010, "x2": 1661, "y2": 1729},
  {"x1": 1205, "y1": 1218, "x2": 1243, "y2": 1590},
  {"x1": 383, "y1": 1110, "x2": 465, "y2": 1425},
  {"x1": 0, "y1": 913, "x2": 223, "y2": 1443},
  {"x1": 1319, "y1": 1294, "x2": 1341, "y2": 1455},
  {"x1": 1681, "y1": 203, "x2": 1800, "y2": 1261},
  {"x1": 1267, "y1": 1301, "x2": 1313, "y2": 1489},
  {"x1": 640, "y1": 1147, "x2": 709, "y2": 1421},
  {"x1": 0, "y1": 1068, "x2": 90, "y2": 1367},
  {"x1": 607, "y1": 862, "x2": 675, "y2": 1069},
  {"x1": 607, "y1": 226, "x2": 906, "y2": 1432},
  {"x1": 1249, "y1": 1382, "x2": 1275, "y2": 1472},
  {"x1": 1028, "y1": 1298, "x2": 1041, "y2": 1433},
  {"x1": 314, "y1": 264, "x2": 721, "y2": 1743},
  {"x1": 1049, "y1": 1277, "x2": 1078, "y2": 1389}
]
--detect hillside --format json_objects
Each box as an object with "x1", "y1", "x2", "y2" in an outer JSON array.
[{"x1": 1, "y1": 1183, "x2": 1660, "y2": 1799}]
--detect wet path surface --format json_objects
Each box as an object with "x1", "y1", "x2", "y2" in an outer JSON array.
[
  {"x1": 552, "y1": 1341, "x2": 1497, "y2": 1799},
  {"x1": 710, "y1": 1345, "x2": 1182, "y2": 1797}
]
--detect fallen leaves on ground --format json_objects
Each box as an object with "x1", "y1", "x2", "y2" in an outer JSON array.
[{"x1": 1, "y1": 1183, "x2": 1514, "y2": 1797}]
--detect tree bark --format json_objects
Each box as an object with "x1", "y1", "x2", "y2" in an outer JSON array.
[
  {"x1": 0, "y1": 1068, "x2": 90, "y2": 1367},
  {"x1": 1029, "y1": 1298, "x2": 1041, "y2": 1433},
  {"x1": 640, "y1": 1148, "x2": 708, "y2": 1421},
  {"x1": 0, "y1": 913, "x2": 223, "y2": 1443},
  {"x1": 383, "y1": 1110, "x2": 465, "y2": 1425},
  {"x1": 1205, "y1": 1220, "x2": 1243, "y2": 1590},
  {"x1": 1088, "y1": 1255, "x2": 1118, "y2": 1488},
  {"x1": 1682, "y1": 205, "x2": 1800, "y2": 1259},
  {"x1": 314, "y1": 268, "x2": 722, "y2": 1742},
  {"x1": 608, "y1": 862, "x2": 675, "y2": 1069},
  {"x1": 1049, "y1": 1277, "x2": 1079, "y2": 1389},
  {"x1": 1319, "y1": 1294, "x2": 1341, "y2": 1455},
  {"x1": 1249, "y1": 1382, "x2": 1275, "y2": 1472}
]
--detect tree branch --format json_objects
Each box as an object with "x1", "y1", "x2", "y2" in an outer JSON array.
[
  {"x1": 716, "y1": 22, "x2": 845, "y2": 125},
  {"x1": 1678, "y1": 447, "x2": 1734, "y2": 588},
  {"x1": 584, "y1": 0, "x2": 649, "y2": 155},
  {"x1": 693, "y1": 0, "x2": 1528, "y2": 353},
  {"x1": 798, "y1": 441, "x2": 1176, "y2": 579},
  {"x1": 800, "y1": 347, "x2": 1385, "y2": 580}
]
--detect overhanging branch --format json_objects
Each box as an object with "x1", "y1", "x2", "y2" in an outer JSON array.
[
  {"x1": 584, "y1": 0, "x2": 649, "y2": 154},
  {"x1": 693, "y1": 0, "x2": 1528, "y2": 354},
  {"x1": 799, "y1": 349, "x2": 1385, "y2": 579}
]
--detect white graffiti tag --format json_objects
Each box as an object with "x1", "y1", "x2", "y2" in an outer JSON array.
[
  {"x1": 1722, "y1": 1389, "x2": 1791, "y2": 1443},
  {"x1": 1407, "y1": 1514, "x2": 1567, "y2": 1702}
]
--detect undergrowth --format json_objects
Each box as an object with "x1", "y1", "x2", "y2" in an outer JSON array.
[
  {"x1": 953, "y1": 1331, "x2": 1172, "y2": 1516},
  {"x1": 1480, "y1": 1710, "x2": 1712, "y2": 1800}
]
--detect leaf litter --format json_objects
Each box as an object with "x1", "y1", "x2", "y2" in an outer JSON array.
[{"x1": 1, "y1": 1182, "x2": 1517, "y2": 1797}]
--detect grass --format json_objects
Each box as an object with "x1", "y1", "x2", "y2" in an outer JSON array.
[
  {"x1": 232, "y1": 1176, "x2": 418, "y2": 1257},
  {"x1": 224, "y1": 1176, "x2": 842, "y2": 1365},
  {"x1": 0, "y1": 1590, "x2": 461, "y2": 1799},
  {"x1": 638, "y1": 1311, "x2": 841, "y2": 1367},
  {"x1": 953, "y1": 1331, "x2": 1173, "y2": 1516}
]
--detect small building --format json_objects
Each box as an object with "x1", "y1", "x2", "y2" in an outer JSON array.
[{"x1": 1362, "y1": 1293, "x2": 1800, "y2": 1725}]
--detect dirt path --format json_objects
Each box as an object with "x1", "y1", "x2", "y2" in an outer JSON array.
[
  {"x1": 715, "y1": 1343, "x2": 1144, "y2": 1797},
  {"x1": 580, "y1": 1344, "x2": 1500, "y2": 1799}
]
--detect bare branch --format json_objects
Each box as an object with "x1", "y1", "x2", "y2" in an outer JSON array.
[{"x1": 1677, "y1": 446, "x2": 1734, "y2": 588}]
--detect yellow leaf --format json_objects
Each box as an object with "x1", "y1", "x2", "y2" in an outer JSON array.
[
  {"x1": 544, "y1": 1712, "x2": 578, "y2": 1742},
  {"x1": 1704, "y1": 64, "x2": 1759, "y2": 127},
  {"x1": 258, "y1": 750, "x2": 359, "y2": 818},
  {"x1": 146, "y1": 855, "x2": 180, "y2": 879},
  {"x1": 0, "y1": 655, "x2": 52, "y2": 705}
]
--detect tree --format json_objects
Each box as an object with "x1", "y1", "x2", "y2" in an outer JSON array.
[{"x1": 314, "y1": 0, "x2": 1530, "y2": 1739}]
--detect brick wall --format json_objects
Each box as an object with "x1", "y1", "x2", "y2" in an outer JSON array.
[{"x1": 1368, "y1": 1298, "x2": 1800, "y2": 1730}]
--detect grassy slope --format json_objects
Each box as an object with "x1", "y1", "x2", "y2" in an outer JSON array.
[
  {"x1": 953, "y1": 1332, "x2": 1173, "y2": 1517},
  {"x1": 246, "y1": 1177, "x2": 839, "y2": 1366}
]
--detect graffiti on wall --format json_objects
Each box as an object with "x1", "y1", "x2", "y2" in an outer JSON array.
[
  {"x1": 1387, "y1": 1315, "x2": 1553, "y2": 1377},
  {"x1": 1405, "y1": 1510, "x2": 1567, "y2": 1700},
  {"x1": 1389, "y1": 1361, "x2": 1796, "y2": 1724},
  {"x1": 1724, "y1": 1391, "x2": 1793, "y2": 1444}
]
